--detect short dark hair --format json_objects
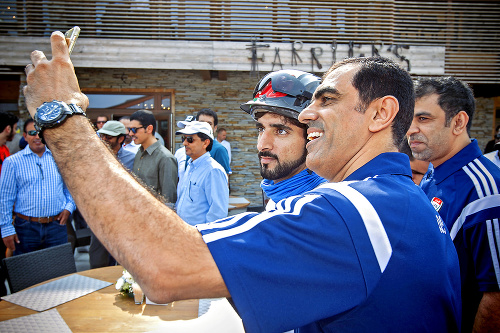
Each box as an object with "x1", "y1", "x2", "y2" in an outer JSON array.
[
  {"x1": 323, "y1": 57, "x2": 415, "y2": 147},
  {"x1": 216, "y1": 127, "x2": 226, "y2": 134},
  {"x1": 24, "y1": 118, "x2": 35, "y2": 133},
  {"x1": 0, "y1": 111, "x2": 19, "y2": 133},
  {"x1": 130, "y1": 110, "x2": 156, "y2": 135},
  {"x1": 196, "y1": 108, "x2": 218, "y2": 127},
  {"x1": 415, "y1": 76, "x2": 475, "y2": 133},
  {"x1": 97, "y1": 115, "x2": 108, "y2": 120},
  {"x1": 197, "y1": 132, "x2": 214, "y2": 152}
]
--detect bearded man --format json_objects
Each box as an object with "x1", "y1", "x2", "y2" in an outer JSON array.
[{"x1": 240, "y1": 70, "x2": 326, "y2": 210}]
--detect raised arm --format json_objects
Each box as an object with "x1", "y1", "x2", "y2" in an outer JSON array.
[{"x1": 23, "y1": 31, "x2": 228, "y2": 303}]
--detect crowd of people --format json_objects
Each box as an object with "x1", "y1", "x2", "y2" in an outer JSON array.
[{"x1": 0, "y1": 30, "x2": 499, "y2": 332}]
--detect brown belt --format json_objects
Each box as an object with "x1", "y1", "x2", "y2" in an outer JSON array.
[{"x1": 15, "y1": 213, "x2": 59, "y2": 224}]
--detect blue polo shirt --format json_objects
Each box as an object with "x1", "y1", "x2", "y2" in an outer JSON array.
[
  {"x1": 421, "y1": 139, "x2": 500, "y2": 332},
  {"x1": 197, "y1": 153, "x2": 461, "y2": 333},
  {"x1": 210, "y1": 140, "x2": 231, "y2": 174}
]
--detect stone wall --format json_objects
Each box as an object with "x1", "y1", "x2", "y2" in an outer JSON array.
[{"x1": 472, "y1": 97, "x2": 496, "y2": 152}]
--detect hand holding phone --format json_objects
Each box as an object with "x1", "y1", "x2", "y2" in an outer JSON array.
[{"x1": 64, "y1": 26, "x2": 80, "y2": 56}]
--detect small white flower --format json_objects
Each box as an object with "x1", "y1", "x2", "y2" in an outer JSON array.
[
  {"x1": 116, "y1": 269, "x2": 138, "y2": 294},
  {"x1": 115, "y1": 278, "x2": 124, "y2": 290}
]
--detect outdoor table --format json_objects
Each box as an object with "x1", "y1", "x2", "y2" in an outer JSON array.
[{"x1": 0, "y1": 265, "x2": 244, "y2": 332}]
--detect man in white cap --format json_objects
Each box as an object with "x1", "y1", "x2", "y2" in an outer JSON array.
[
  {"x1": 175, "y1": 121, "x2": 228, "y2": 224},
  {"x1": 97, "y1": 120, "x2": 135, "y2": 170}
]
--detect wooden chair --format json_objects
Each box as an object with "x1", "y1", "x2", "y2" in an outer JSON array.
[{"x1": 2, "y1": 242, "x2": 77, "y2": 293}]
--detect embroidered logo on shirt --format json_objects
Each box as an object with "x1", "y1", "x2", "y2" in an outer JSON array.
[
  {"x1": 436, "y1": 214, "x2": 447, "y2": 234},
  {"x1": 431, "y1": 197, "x2": 443, "y2": 212}
]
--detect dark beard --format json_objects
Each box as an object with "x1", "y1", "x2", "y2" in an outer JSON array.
[
  {"x1": 259, "y1": 149, "x2": 307, "y2": 180},
  {"x1": 7, "y1": 128, "x2": 15, "y2": 141}
]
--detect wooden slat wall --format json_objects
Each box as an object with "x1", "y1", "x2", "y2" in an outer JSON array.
[
  {"x1": 394, "y1": 1, "x2": 500, "y2": 83},
  {"x1": 1, "y1": 0, "x2": 498, "y2": 83}
]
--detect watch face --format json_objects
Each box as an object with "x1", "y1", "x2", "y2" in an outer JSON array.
[{"x1": 38, "y1": 103, "x2": 63, "y2": 122}]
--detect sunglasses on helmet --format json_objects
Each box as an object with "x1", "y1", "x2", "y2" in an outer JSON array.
[{"x1": 253, "y1": 71, "x2": 313, "y2": 99}]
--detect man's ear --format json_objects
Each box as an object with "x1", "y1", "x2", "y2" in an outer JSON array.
[
  {"x1": 451, "y1": 111, "x2": 469, "y2": 135},
  {"x1": 368, "y1": 96, "x2": 399, "y2": 133},
  {"x1": 2, "y1": 125, "x2": 11, "y2": 135},
  {"x1": 146, "y1": 124, "x2": 153, "y2": 134},
  {"x1": 203, "y1": 139, "x2": 211, "y2": 150}
]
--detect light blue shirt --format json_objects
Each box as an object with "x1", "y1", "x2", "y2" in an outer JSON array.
[
  {"x1": 176, "y1": 152, "x2": 228, "y2": 225},
  {"x1": 117, "y1": 146, "x2": 135, "y2": 170},
  {"x1": 0, "y1": 146, "x2": 75, "y2": 238}
]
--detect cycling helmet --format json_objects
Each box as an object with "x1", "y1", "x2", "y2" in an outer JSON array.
[{"x1": 240, "y1": 70, "x2": 321, "y2": 120}]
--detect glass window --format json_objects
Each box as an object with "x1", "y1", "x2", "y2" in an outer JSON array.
[{"x1": 84, "y1": 91, "x2": 174, "y2": 151}]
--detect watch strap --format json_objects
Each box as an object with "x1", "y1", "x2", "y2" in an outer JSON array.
[{"x1": 36, "y1": 102, "x2": 86, "y2": 143}]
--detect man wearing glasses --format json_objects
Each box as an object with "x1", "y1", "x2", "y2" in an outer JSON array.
[
  {"x1": 97, "y1": 120, "x2": 135, "y2": 170},
  {"x1": 175, "y1": 121, "x2": 228, "y2": 224},
  {"x1": 119, "y1": 116, "x2": 140, "y2": 154},
  {"x1": 0, "y1": 119, "x2": 75, "y2": 256},
  {"x1": 129, "y1": 110, "x2": 177, "y2": 205},
  {"x1": 95, "y1": 115, "x2": 108, "y2": 130}
]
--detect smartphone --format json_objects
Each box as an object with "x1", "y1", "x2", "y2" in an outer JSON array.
[{"x1": 64, "y1": 26, "x2": 80, "y2": 56}]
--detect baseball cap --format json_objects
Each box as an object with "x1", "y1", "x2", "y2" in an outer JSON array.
[
  {"x1": 97, "y1": 120, "x2": 128, "y2": 136},
  {"x1": 176, "y1": 120, "x2": 214, "y2": 139}
]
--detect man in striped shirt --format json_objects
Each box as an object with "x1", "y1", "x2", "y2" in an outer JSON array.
[
  {"x1": 0, "y1": 119, "x2": 75, "y2": 255},
  {"x1": 407, "y1": 76, "x2": 500, "y2": 333}
]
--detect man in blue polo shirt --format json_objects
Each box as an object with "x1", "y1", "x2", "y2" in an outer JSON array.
[
  {"x1": 23, "y1": 33, "x2": 460, "y2": 333},
  {"x1": 407, "y1": 76, "x2": 500, "y2": 332},
  {"x1": 197, "y1": 59, "x2": 461, "y2": 332}
]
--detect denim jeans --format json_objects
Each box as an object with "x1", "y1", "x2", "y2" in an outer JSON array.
[{"x1": 13, "y1": 216, "x2": 68, "y2": 256}]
